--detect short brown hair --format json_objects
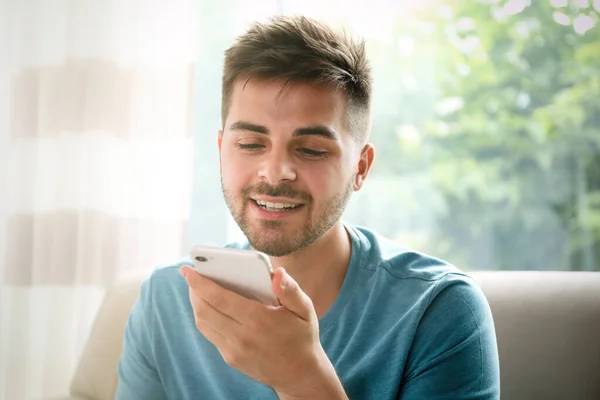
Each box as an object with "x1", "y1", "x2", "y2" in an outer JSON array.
[{"x1": 221, "y1": 15, "x2": 372, "y2": 144}]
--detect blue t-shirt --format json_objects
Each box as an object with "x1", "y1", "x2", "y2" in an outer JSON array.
[{"x1": 117, "y1": 224, "x2": 500, "y2": 399}]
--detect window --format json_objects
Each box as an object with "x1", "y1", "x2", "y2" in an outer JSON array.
[{"x1": 189, "y1": 0, "x2": 600, "y2": 271}]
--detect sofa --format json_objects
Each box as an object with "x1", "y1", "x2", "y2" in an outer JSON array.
[{"x1": 59, "y1": 271, "x2": 600, "y2": 400}]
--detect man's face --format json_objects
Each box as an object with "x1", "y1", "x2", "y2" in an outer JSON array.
[{"x1": 218, "y1": 79, "x2": 365, "y2": 257}]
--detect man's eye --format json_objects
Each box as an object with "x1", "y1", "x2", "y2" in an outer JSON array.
[
  {"x1": 236, "y1": 143, "x2": 264, "y2": 150},
  {"x1": 299, "y1": 148, "x2": 327, "y2": 158}
]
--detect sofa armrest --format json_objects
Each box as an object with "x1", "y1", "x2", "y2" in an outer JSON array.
[{"x1": 69, "y1": 273, "x2": 146, "y2": 400}]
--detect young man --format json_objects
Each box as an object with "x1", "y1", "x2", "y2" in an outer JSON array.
[{"x1": 117, "y1": 15, "x2": 500, "y2": 400}]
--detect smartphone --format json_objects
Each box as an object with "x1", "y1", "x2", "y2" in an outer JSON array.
[{"x1": 189, "y1": 245, "x2": 279, "y2": 306}]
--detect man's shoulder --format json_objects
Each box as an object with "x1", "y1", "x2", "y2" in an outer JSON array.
[
  {"x1": 136, "y1": 258, "x2": 193, "y2": 309},
  {"x1": 350, "y1": 224, "x2": 468, "y2": 282},
  {"x1": 349, "y1": 224, "x2": 485, "y2": 308},
  {"x1": 349, "y1": 224, "x2": 493, "y2": 337},
  {"x1": 149, "y1": 257, "x2": 193, "y2": 280}
]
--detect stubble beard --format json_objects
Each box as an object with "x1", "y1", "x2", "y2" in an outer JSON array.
[{"x1": 222, "y1": 178, "x2": 355, "y2": 257}]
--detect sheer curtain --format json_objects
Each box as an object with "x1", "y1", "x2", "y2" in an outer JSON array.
[{"x1": 0, "y1": 0, "x2": 197, "y2": 398}]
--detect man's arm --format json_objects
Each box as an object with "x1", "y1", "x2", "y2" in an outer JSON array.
[
  {"x1": 398, "y1": 275, "x2": 500, "y2": 400},
  {"x1": 116, "y1": 277, "x2": 167, "y2": 400}
]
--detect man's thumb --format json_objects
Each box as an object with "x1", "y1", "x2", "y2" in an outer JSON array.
[{"x1": 272, "y1": 267, "x2": 314, "y2": 321}]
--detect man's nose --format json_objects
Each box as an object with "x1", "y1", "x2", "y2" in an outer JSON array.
[{"x1": 257, "y1": 150, "x2": 297, "y2": 185}]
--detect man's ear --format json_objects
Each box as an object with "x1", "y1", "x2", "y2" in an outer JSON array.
[
  {"x1": 217, "y1": 129, "x2": 224, "y2": 152},
  {"x1": 354, "y1": 143, "x2": 375, "y2": 191}
]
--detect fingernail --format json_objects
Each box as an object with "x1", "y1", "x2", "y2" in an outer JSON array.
[
  {"x1": 280, "y1": 269, "x2": 289, "y2": 289},
  {"x1": 179, "y1": 267, "x2": 188, "y2": 279}
]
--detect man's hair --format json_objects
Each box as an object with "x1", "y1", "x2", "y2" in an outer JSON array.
[{"x1": 221, "y1": 15, "x2": 372, "y2": 144}]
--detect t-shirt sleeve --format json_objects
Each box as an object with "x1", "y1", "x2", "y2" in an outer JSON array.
[
  {"x1": 116, "y1": 275, "x2": 167, "y2": 400},
  {"x1": 398, "y1": 274, "x2": 500, "y2": 400}
]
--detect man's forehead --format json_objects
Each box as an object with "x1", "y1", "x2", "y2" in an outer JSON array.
[{"x1": 231, "y1": 78, "x2": 345, "y2": 107}]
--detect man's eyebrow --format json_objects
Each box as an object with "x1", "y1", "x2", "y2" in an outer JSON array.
[
  {"x1": 228, "y1": 120, "x2": 339, "y2": 141},
  {"x1": 293, "y1": 126, "x2": 339, "y2": 141},
  {"x1": 229, "y1": 121, "x2": 268, "y2": 134}
]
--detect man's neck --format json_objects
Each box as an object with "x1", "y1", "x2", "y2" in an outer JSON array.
[{"x1": 268, "y1": 222, "x2": 352, "y2": 319}]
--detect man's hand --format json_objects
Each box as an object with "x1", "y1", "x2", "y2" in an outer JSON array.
[{"x1": 179, "y1": 265, "x2": 348, "y2": 399}]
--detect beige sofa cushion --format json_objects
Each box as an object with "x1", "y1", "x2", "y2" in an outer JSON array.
[
  {"x1": 69, "y1": 274, "x2": 144, "y2": 400},
  {"x1": 470, "y1": 271, "x2": 600, "y2": 400}
]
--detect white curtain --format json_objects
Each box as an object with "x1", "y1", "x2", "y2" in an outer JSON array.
[{"x1": 0, "y1": 0, "x2": 197, "y2": 398}]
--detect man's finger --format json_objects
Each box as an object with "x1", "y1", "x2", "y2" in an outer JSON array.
[
  {"x1": 192, "y1": 293, "x2": 242, "y2": 332},
  {"x1": 180, "y1": 265, "x2": 259, "y2": 323},
  {"x1": 271, "y1": 267, "x2": 315, "y2": 321},
  {"x1": 195, "y1": 319, "x2": 228, "y2": 349}
]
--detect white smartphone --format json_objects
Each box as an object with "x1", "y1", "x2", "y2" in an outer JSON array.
[{"x1": 189, "y1": 245, "x2": 279, "y2": 306}]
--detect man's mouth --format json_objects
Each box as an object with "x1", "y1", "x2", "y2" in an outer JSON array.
[{"x1": 251, "y1": 199, "x2": 304, "y2": 212}]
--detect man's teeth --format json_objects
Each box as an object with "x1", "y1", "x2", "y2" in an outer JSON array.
[{"x1": 255, "y1": 200, "x2": 300, "y2": 210}]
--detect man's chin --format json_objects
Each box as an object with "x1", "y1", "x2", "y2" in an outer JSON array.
[
  {"x1": 244, "y1": 227, "x2": 303, "y2": 256},
  {"x1": 246, "y1": 237, "x2": 292, "y2": 256}
]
